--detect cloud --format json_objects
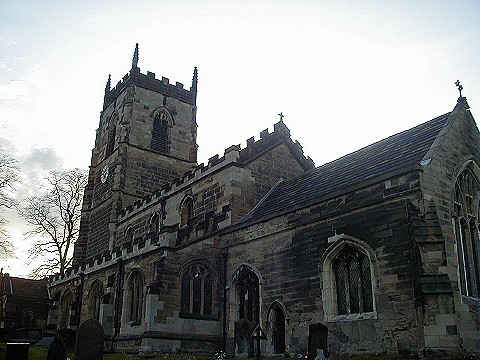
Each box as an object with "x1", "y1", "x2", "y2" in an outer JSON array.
[
  {"x1": 22, "y1": 147, "x2": 63, "y2": 170},
  {"x1": 0, "y1": 80, "x2": 31, "y2": 100},
  {"x1": 0, "y1": 65, "x2": 49, "y2": 101},
  {"x1": 0, "y1": 62, "x2": 11, "y2": 72},
  {"x1": 16, "y1": 148, "x2": 64, "y2": 199}
]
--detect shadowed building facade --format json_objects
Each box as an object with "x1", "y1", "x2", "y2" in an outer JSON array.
[{"x1": 48, "y1": 46, "x2": 479, "y2": 359}]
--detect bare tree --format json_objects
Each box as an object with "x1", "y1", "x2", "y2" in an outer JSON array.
[
  {"x1": 20, "y1": 168, "x2": 87, "y2": 277},
  {"x1": 0, "y1": 150, "x2": 19, "y2": 259}
]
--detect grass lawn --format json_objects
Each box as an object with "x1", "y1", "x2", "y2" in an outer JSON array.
[{"x1": 0, "y1": 343, "x2": 409, "y2": 360}]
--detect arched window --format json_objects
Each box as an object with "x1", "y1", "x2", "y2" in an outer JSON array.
[
  {"x1": 89, "y1": 281, "x2": 104, "y2": 321},
  {"x1": 267, "y1": 302, "x2": 286, "y2": 354},
  {"x1": 453, "y1": 167, "x2": 480, "y2": 298},
  {"x1": 150, "y1": 212, "x2": 160, "y2": 236},
  {"x1": 21, "y1": 310, "x2": 35, "y2": 328},
  {"x1": 180, "y1": 196, "x2": 194, "y2": 227},
  {"x1": 333, "y1": 247, "x2": 373, "y2": 315},
  {"x1": 125, "y1": 226, "x2": 134, "y2": 246},
  {"x1": 180, "y1": 263, "x2": 214, "y2": 317},
  {"x1": 320, "y1": 235, "x2": 377, "y2": 321},
  {"x1": 60, "y1": 290, "x2": 73, "y2": 329},
  {"x1": 126, "y1": 270, "x2": 143, "y2": 324},
  {"x1": 106, "y1": 125, "x2": 116, "y2": 157},
  {"x1": 236, "y1": 266, "x2": 260, "y2": 324},
  {"x1": 151, "y1": 110, "x2": 170, "y2": 153}
]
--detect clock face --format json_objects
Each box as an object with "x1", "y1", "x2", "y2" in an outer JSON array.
[{"x1": 101, "y1": 165, "x2": 109, "y2": 184}]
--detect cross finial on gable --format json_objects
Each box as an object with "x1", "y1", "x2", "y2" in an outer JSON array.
[
  {"x1": 278, "y1": 112, "x2": 284, "y2": 122},
  {"x1": 455, "y1": 80, "x2": 463, "y2": 97}
]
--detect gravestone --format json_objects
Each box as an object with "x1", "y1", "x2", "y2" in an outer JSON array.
[
  {"x1": 307, "y1": 323, "x2": 328, "y2": 360},
  {"x1": 75, "y1": 318, "x2": 104, "y2": 360},
  {"x1": 4, "y1": 343, "x2": 29, "y2": 360},
  {"x1": 234, "y1": 318, "x2": 255, "y2": 356}
]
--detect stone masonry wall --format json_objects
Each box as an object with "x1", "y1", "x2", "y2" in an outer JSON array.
[
  {"x1": 231, "y1": 142, "x2": 308, "y2": 223},
  {"x1": 223, "y1": 171, "x2": 425, "y2": 356},
  {"x1": 419, "y1": 103, "x2": 480, "y2": 357}
]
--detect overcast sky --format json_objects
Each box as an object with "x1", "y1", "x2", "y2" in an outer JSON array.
[{"x1": 1, "y1": 0, "x2": 479, "y2": 277}]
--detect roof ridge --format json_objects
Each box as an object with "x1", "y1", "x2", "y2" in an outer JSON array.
[{"x1": 315, "y1": 111, "x2": 452, "y2": 171}]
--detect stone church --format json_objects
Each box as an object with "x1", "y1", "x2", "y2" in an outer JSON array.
[{"x1": 48, "y1": 45, "x2": 479, "y2": 358}]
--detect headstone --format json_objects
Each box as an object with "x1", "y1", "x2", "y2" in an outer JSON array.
[
  {"x1": 4, "y1": 342, "x2": 29, "y2": 360},
  {"x1": 234, "y1": 318, "x2": 255, "y2": 356},
  {"x1": 46, "y1": 333, "x2": 67, "y2": 360},
  {"x1": 75, "y1": 318, "x2": 104, "y2": 360},
  {"x1": 307, "y1": 323, "x2": 328, "y2": 360}
]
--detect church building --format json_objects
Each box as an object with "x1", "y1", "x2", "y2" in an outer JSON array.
[{"x1": 48, "y1": 45, "x2": 480, "y2": 359}]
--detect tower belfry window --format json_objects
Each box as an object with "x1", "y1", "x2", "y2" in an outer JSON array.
[
  {"x1": 106, "y1": 125, "x2": 116, "y2": 157},
  {"x1": 151, "y1": 111, "x2": 169, "y2": 153}
]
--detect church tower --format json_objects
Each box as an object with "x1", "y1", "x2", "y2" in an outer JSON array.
[{"x1": 73, "y1": 44, "x2": 198, "y2": 264}]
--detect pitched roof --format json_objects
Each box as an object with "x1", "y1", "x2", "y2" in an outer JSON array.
[
  {"x1": 5, "y1": 276, "x2": 50, "y2": 299},
  {"x1": 238, "y1": 110, "x2": 453, "y2": 225}
]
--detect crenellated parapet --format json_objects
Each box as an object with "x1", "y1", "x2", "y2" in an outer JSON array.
[
  {"x1": 238, "y1": 120, "x2": 315, "y2": 170},
  {"x1": 103, "y1": 66, "x2": 197, "y2": 109}
]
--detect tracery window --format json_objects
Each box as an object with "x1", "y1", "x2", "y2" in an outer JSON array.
[
  {"x1": 126, "y1": 270, "x2": 143, "y2": 323},
  {"x1": 151, "y1": 110, "x2": 169, "y2": 153},
  {"x1": 333, "y1": 247, "x2": 373, "y2": 315},
  {"x1": 237, "y1": 267, "x2": 260, "y2": 324},
  {"x1": 22, "y1": 310, "x2": 35, "y2": 328},
  {"x1": 180, "y1": 263, "x2": 214, "y2": 317},
  {"x1": 89, "y1": 281, "x2": 104, "y2": 321},
  {"x1": 453, "y1": 167, "x2": 480, "y2": 298}
]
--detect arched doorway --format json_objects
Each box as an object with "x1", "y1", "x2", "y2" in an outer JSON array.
[{"x1": 270, "y1": 303, "x2": 286, "y2": 354}]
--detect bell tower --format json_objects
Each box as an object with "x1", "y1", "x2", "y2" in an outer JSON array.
[{"x1": 73, "y1": 44, "x2": 198, "y2": 264}]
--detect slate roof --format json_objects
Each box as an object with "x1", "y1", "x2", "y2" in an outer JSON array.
[
  {"x1": 238, "y1": 110, "x2": 453, "y2": 225},
  {"x1": 4, "y1": 275, "x2": 50, "y2": 299}
]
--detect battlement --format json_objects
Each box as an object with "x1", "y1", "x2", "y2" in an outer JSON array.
[
  {"x1": 117, "y1": 120, "x2": 314, "y2": 221},
  {"x1": 49, "y1": 233, "x2": 164, "y2": 286},
  {"x1": 103, "y1": 66, "x2": 197, "y2": 109}
]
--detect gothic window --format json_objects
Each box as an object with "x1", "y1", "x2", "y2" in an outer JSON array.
[
  {"x1": 180, "y1": 196, "x2": 194, "y2": 227},
  {"x1": 333, "y1": 247, "x2": 373, "y2": 315},
  {"x1": 151, "y1": 110, "x2": 170, "y2": 153},
  {"x1": 106, "y1": 125, "x2": 116, "y2": 157},
  {"x1": 453, "y1": 167, "x2": 480, "y2": 298},
  {"x1": 126, "y1": 270, "x2": 143, "y2": 324},
  {"x1": 237, "y1": 267, "x2": 260, "y2": 324},
  {"x1": 88, "y1": 281, "x2": 104, "y2": 321},
  {"x1": 125, "y1": 226, "x2": 134, "y2": 246},
  {"x1": 21, "y1": 310, "x2": 35, "y2": 328},
  {"x1": 150, "y1": 212, "x2": 160, "y2": 236},
  {"x1": 268, "y1": 302, "x2": 286, "y2": 354},
  {"x1": 60, "y1": 290, "x2": 73, "y2": 329},
  {"x1": 180, "y1": 263, "x2": 214, "y2": 317}
]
